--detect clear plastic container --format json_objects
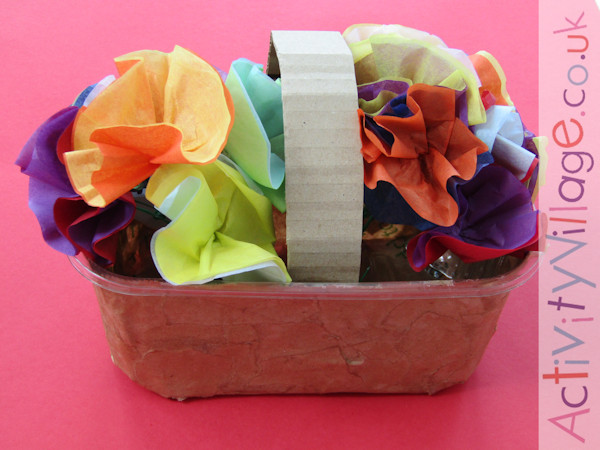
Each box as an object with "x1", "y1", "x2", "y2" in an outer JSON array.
[{"x1": 69, "y1": 251, "x2": 539, "y2": 399}]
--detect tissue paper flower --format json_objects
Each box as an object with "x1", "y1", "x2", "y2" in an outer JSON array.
[
  {"x1": 470, "y1": 50, "x2": 543, "y2": 188},
  {"x1": 359, "y1": 79, "x2": 491, "y2": 228},
  {"x1": 359, "y1": 83, "x2": 488, "y2": 226},
  {"x1": 145, "y1": 160, "x2": 290, "y2": 284},
  {"x1": 224, "y1": 58, "x2": 286, "y2": 211},
  {"x1": 344, "y1": 24, "x2": 486, "y2": 126},
  {"x1": 63, "y1": 46, "x2": 235, "y2": 208},
  {"x1": 469, "y1": 51, "x2": 513, "y2": 108},
  {"x1": 472, "y1": 105, "x2": 538, "y2": 181},
  {"x1": 15, "y1": 106, "x2": 135, "y2": 265},
  {"x1": 406, "y1": 165, "x2": 539, "y2": 271}
]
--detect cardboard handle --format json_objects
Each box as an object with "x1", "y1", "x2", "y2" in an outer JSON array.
[{"x1": 266, "y1": 31, "x2": 363, "y2": 282}]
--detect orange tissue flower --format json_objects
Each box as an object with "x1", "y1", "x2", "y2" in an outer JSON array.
[
  {"x1": 64, "y1": 46, "x2": 235, "y2": 207},
  {"x1": 360, "y1": 84, "x2": 488, "y2": 227}
]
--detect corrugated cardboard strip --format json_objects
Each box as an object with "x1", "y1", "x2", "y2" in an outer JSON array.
[{"x1": 266, "y1": 31, "x2": 363, "y2": 282}]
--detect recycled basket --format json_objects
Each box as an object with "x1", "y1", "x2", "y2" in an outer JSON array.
[
  {"x1": 69, "y1": 31, "x2": 540, "y2": 399},
  {"x1": 70, "y1": 251, "x2": 538, "y2": 399}
]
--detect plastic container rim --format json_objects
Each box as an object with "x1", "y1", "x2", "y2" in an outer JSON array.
[{"x1": 69, "y1": 251, "x2": 540, "y2": 300}]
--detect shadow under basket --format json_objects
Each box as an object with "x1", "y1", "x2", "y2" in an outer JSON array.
[{"x1": 69, "y1": 251, "x2": 539, "y2": 400}]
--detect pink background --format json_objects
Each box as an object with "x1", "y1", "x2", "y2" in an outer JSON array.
[{"x1": 2, "y1": 1, "x2": 538, "y2": 448}]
